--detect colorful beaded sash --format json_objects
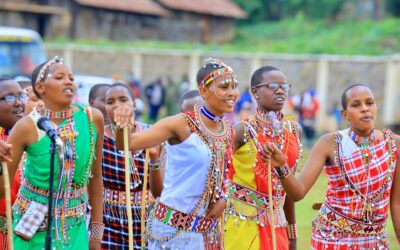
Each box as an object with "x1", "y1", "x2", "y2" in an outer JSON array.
[
  {"x1": 20, "y1": 177, "x2": 87, "y2": 199},
  {"x1": 227, "y1": 181, "x2": 283, "y2": 210},
  {"x1": 153, "y1": 201, "x2": 219, "y2": 233},
  {"x1": 318, "y1": 202, "x2": 385, "y2": 236},
  {"x1": 103, "y1": 188, "x2": 154, "y2": 206},
  {"x1": 14, "y1": 195, "x2": 86, "y2": 219}
]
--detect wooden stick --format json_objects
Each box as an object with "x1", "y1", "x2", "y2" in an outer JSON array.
[
  {"x1": 268, "y1": 159, "x2": 276, "y2": 250},
  {"x1": 140, "y1": 149, "x2": 150, "y2": 249},
  {"x1": 1, "y1": 162, "x2": 13, "y2": 250},
  {"x1": 123, "y1": 127, "x2": 134, "y2": 250}
]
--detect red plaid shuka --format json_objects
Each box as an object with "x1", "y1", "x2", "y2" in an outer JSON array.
[
  {"x1": 312, "y1": 129, "x2": 397, "y2": 250},
  {"x1": 101, "y1": 123, "x2": 153, "y2": 250}
]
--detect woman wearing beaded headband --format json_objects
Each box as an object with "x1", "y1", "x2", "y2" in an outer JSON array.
[
  {"x1": 224, "y1": 66, "x2": 301, "y2": 250},
  {"x1": 1, "y1": 57, "x2": 105, "y2": 249},
  {"x1": 0, "y1": 77, "x2": 28, "y2": 250},
  {"x1": 265, "y1": 84, "x2": 400, "y2": 249},
  {"x1": 113, "y1": 58, "x2": 239, "y2": 249}
]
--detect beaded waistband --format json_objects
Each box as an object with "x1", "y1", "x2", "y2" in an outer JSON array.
[
  {"x1": 318, "y1": 202, "x2": 386, "y2": 236},
  {"x1": 152, "y1": 201, "x2": 219, "y2": 233},
  {"x1": 21, "y1": 177, "x2": 87, "y2": 199},
  {"x1": 103, "y1": 187, "x2": 154, "y2": 206},
  {"x1": 227, "y1": 181, "x2": 284, "y2": 210},
  {"x1": 14, "y1": 194, "x2": 86, "y2": 219}
]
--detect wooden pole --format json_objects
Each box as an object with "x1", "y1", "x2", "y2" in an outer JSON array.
[
  {"x1": 268, "y1": 159, "x2": 276, "y2": 250},
  {"x1": 123, "y1": 127, "x2": 134, "y2": 250},
  {"x1": 2, "y1": 162, "x2": 13, "y2": 250},
  {"x1": 140, "y1": 149, "x2": 150, "y2": 249}
]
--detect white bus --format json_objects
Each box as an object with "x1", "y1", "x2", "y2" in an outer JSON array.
[{"x1": 0, "y1": 26, "x2": 47, "y2": 78}]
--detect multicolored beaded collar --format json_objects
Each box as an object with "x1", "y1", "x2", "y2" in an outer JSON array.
[
  {"x1": 348, "y1": 128, "x2": 375, "y2": 147},
  {"x1": 40, "y1": 105, "x2": 74, "y2": 120}
]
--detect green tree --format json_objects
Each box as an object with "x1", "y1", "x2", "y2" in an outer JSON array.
[
  {"x1": 233, "y1": 0, "x2": 346, "y2": 22},
  {"x1": 387, "y1": 0, "x2": 400, "y2": 16}
]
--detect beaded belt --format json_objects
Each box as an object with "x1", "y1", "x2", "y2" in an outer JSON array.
[
  {"x1": 21, "y1": 178, "x2": 87, "y2": 199},
  {"x1": 153, "y1": 201, "x2": 219, "y2": 233},
  {"x1": 14, "y1": 194, "x2": 86, "y2": 218},
  {"x1": 227, "y1": 181, "x2": 284, "y2": 210},
  {"x1": 319, "y1": 202, "x2": 385, "y2": 236},
  {"x1": 103, "y1": 188, "x2": 154, "y2": 206}
]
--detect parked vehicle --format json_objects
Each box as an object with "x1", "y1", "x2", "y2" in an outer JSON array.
[
  {"x1": 73, "y1": 74, "x2": 114, "y2": 104},
  {"x1": 0, "y1": 26, "x2": 46, "y2": 78}
]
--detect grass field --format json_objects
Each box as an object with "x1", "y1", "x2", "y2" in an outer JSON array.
[
  {"x1": 48, "y1": 17, "x2": 400, "y2": 55},
  {"x1": 295, "y1": 151, "x2": 397, "y2": 248}
]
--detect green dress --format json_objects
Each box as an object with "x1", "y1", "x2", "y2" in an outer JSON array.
[{"x1": 12, "y1": 104, "x2": 97, "y2": 249}]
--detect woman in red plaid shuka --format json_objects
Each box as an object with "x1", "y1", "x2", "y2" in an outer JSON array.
[{"x1": 264, "y1": 84, "x2": 400, "y2": 249}]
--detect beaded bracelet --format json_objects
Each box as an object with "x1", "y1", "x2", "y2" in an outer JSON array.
[
  {"x1": 287, "y1": 223, "x2": 297, "y2": 240},
  {"x1": 149, "y1": 160, "x2": 161, "y2": 170},
  {"x1": 275, "y1": 164, "x2": 291, "y2": 179},
  {"x1": 89, "y1": 222, "x2": 105, "y2": 241}
]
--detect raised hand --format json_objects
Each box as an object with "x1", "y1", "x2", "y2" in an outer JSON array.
[
  {"x1": 0, "y1": 140, "x2": 12, "y2": 162},
  {"x1": 261, "y1": 142, "x2": 287, "y2": 168},
  {"x1": 114, "y1": 105, "x2": 135, "y2": 128},
  {"x1": 206, "y1": 199, "x2": 227, "y2": 219}
]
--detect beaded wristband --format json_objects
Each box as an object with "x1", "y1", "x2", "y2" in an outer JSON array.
[
  {"x1": 287, "y1": 223, "x2": 297, "y2": 240},
  {"x1": 89, "y1": 222, "x2": 105, "y2": 241},
  {"x1": 275, "y1": 164, "x2": 291, "y2": 179},
  {"x1": 149, "y1": 160, "x2": 161, "y2": 170}
]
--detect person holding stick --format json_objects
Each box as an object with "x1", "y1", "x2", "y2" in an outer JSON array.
[
  {"x1": 0, "y1": 77, "x2": 29, "y2": 249},
  {"x1": 224, "y1": 66, "x2": 301, "y2": 250},
  {"x1": 101, "y1": 82, "x2": 161, "y2": 249},
  {"x1": 265, "y1": 84, "x2": 400, "y2": 249},
  {"x1": 0, "y1": 56, "x2": 104, "y2": 249},
  {"x1": 113, "y1": 58, "x2": 239, "y2": 249}
]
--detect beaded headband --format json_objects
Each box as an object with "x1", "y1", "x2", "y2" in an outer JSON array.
[
  {"x1": 201, "y1": 58, "x2": 238, "y2": 86},
  {"x1": 35, "y1": 56, "x2": 64, "y2": 84}
]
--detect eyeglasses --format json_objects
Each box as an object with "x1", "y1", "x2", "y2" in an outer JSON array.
[
  {"x1": 0, "y1": 94, "x2": 29, "y2": 105},
  {"x1": 254, "y1": 82, "x2": 291, "y2": 92}
]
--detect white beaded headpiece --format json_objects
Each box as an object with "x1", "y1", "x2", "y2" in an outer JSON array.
[{"x1": 35, "y1": 56, "x2": 64, "y2": 84}]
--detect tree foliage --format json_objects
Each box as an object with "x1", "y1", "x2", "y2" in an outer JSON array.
[
  {"x1": 387, "y1": 0, "x2": 400, "y2": 16},
  {"x1": 233, "y1": 0, "x2": 354, "y2": 22}
]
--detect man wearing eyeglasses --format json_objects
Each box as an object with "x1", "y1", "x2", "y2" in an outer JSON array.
[{"x1": 0, "y1": 77, "x2": 28, "y2": 248}]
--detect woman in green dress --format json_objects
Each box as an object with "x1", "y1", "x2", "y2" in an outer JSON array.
[{"x1": 0, "y1": 56, "x2": 104, "y2": 249}]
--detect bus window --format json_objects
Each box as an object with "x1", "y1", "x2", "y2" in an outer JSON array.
[{"x1": 0, "y1": 27, "x2": 47, "y2": 78}]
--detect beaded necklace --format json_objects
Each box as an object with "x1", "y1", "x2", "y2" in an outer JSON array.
[
  {"x1": 254, "y1": 109, "x2": 285, "y2": 149},
  {"x1": 349, "y1": 129, "x2": 375, "y2": 165},
  {"x1": 40, "y1": 105, "x2": 73, "y2": 120},
  {"x1": 148, "y1": 105, "x2": 233, "y2": 244},
  {"x1": 193, "y1": 104, "x2": 233, "y2": 207},
  {"x1": 336, "y1": 129, "x2": 395, "y2": 223},
  {"x1": 200, "y1": 105, "x2": 224, "y2": 122},
  {"x1": 242, "y1": 110, "x2": 302, "y2": 196},
  {"x1": 49, "y1": 105, "x2": 95, "y2": 245}
]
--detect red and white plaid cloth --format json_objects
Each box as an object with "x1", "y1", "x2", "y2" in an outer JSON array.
[{"x1": 312, "y1": 129, "x2": 397, "y2": 249}]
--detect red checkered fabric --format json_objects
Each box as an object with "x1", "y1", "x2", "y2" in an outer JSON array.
[{"x1": 312, "y1": 129, "x2": 397, "y2": 249}]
